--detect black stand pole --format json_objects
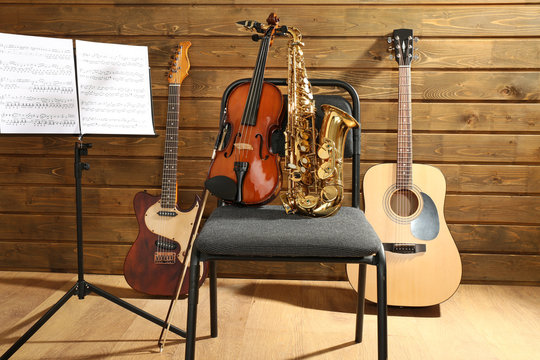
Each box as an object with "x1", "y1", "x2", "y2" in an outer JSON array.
[{"x1": 1, "y1": 142, "x2": 186, "y2": 360}]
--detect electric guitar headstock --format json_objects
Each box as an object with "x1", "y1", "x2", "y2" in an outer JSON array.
[
  {"x1": 388, "y1": 29, "x2": 418, "y2": 66},
  {"x1": 168, "y1": 41, "x2": 191, "y2": 85}
]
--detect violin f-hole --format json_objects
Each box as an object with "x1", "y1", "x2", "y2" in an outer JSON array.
[
  {"x1": 224, "y1": 132, "x2": 240, "y2": 158},
  {"x1": 255, "y1": 133, "x2": 269, "y2": 160}
]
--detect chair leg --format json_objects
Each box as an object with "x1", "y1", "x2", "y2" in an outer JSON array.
[
  {"x1": 185, "y1": 249, "x2": 201, "y2": 360},
  {"x1": 209, "y1": 260, "x2": 218, "y2": 338},
  {"x1": 376, "y1": 247, "x2": 388, "y2": 360},
  {"x1": 355, "y1": 263, "x2": 367, "y2": 343}
]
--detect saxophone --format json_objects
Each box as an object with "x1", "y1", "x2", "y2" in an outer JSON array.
[{"x1": 280, "y1": 27, "x2": 359, "y2": 217}]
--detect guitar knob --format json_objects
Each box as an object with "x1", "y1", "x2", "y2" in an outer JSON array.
[
  {"x1": 414, "y1": 37, "x2": 419, "y2": 43},
  {"x1": 388, "y1": 54, "x2": 394, "y2": 60},
  {"x1": 387, "y1": 36, "x2": 392, "y2": 44}
]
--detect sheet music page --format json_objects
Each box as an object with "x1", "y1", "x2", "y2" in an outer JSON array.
[
  {"x1": 0, "y1": 33, "x2": 80, "y2": 134},
  {"x1": 75, "y1": 40, "x2": 155, "y2": 135}
]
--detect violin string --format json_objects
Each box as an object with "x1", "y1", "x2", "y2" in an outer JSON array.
[{"x1": 245, "y1": 33, "x2": 268, "y2": 162}]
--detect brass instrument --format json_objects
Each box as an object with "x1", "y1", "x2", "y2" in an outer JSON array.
[{"x1": 280, "y1": 27, "x2": 359, "y2": 217}]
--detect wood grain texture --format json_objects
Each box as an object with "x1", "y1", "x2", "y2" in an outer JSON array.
[
  {"x1": 0, "y1": 1, "x2": 538, "y2": 283},
  {"x1": 0, "y1": 272, "x2": 539, "y2": 359},
  {"x1": 1, "y1": 5, "x2": 539, "y2": 37}
]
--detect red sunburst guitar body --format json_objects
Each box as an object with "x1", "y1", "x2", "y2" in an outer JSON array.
[
  {"x1": 347, "y1": 29, "x2": 461, "y2": 307},
  {"x1": 123, "y1": 41, "x2": 207, "y2": 297}
]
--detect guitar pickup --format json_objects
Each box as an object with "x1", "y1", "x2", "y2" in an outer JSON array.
[
  {"x1": 154, "y1": 252, "x2": 176, "y2": 264},
  {"x1": 383, "y1": 243, "x2": 426, "y2": 254},
  {"x1": 157, "y1": 210, "x2": 177, "y2": 217}
]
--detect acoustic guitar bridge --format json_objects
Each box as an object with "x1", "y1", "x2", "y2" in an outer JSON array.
[
  {"x1": 383, "y1": 243, "x2": 426, "y2": 254},
  {"x1": 154, "y1": 252, "x2": 176, "y2": 264}
]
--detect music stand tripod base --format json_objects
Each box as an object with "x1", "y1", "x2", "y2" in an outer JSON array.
[{"x1": 0, "y1": 142, "x2": 186, "y2": 360}]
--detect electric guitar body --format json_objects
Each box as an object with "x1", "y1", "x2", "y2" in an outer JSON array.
[
  {"x1": 124, "y1": 191, "x2": 202, "y2": 296},
  {"x1": 347, "y1": 163, "x2": 462, "y2": 306},
  {"x1": 123, "y1": 41, "x2": 207, "y2": 297},
  {"x1": 346, "y1": 29, "x2": 461, "y2": 307}
]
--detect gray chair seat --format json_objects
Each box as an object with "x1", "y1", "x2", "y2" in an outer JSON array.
[{"x1": 197, "y1": 205, "x2": 381, "y2": 258}]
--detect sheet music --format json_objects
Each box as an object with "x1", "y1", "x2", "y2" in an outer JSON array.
[
  {"x1": 0, "y1": 33, "x2": 80, "y2": 134},
  {"x1": 75, "y1": 40, "x2": 155, "y2": 135}
]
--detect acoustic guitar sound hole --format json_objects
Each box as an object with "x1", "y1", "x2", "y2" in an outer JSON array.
[{"x1": 389, "y1": 189, "x2": 419, "y2": 217}]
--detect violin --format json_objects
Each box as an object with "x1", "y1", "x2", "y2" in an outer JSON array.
[{"x1": 206, "y1": 13, "x2": 286, "y2": 205}]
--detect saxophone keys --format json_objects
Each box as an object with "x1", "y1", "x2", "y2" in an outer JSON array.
[
  {"x1": 318, "y1": 143, "x2": 331, "y2": 160},
  {"x1": 317, "y1": 161, "x2": 334, "y2": 180},
  {"x1": 321, "y1": 186, "x2": 338, "y2": 202},
  {"x1": 298, "y1": 195, "x2": 318, "y2": 209}
]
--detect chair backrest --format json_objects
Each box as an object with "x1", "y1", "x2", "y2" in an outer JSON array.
[{"x1": 217, "y1": 78, "x2": 361, "y2": 208}]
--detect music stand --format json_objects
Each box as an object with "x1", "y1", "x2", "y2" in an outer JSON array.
[{"x1": 0, "y1": 35, "x2": 187, "y2": 359}]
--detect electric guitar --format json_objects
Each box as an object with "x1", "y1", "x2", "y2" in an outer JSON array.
[
  {"x1": 347, "y1": 29, "x2": 462, "y2": 307},
  {"x1": 123, "y1": 42, "x2": 205, "y2": 296}
]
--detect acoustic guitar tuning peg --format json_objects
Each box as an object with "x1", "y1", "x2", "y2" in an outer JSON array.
[
  {"x1": 388, "y1": 54, "x2": 394, "y2": 60},
  {"x1": 387, "y1": 36, "x2": 393, "y2": 44},
  {"x1": 414, "y1": 37, "x2": 419, "y2": 43}
]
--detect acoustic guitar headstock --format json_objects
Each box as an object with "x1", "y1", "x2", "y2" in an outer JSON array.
[{"x1": 388, "y1": 29, "x2": 419, "y2": 66}]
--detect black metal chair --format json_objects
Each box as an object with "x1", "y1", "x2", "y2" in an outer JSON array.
[{"x1": 185, "y1": 79, "x2": 388, "y2": 360}]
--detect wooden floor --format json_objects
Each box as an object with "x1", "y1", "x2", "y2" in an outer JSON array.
[{"x1": 0, "y1": 271, "x2": 538, "y2": 360}]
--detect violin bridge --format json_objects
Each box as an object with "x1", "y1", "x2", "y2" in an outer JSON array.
[{"x1": 234, "y1": 142, "x2": 253, "y2": 150}]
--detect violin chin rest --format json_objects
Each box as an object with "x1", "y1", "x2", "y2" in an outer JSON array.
[{"x1": 205, "y1": 176, "x2": 237, "y2": 202}]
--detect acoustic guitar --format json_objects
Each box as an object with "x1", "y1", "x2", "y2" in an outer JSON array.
[
  {"x1": 123, "y1": 42, "x2": 205, "y2": 297},
  {"x1": 347, "y1": 29, "x2": 462, "y2": 307}
]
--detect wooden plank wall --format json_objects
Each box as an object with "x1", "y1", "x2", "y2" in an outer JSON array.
[{"x1": 0, "y1": 0, "x2": 538, "y2": 284}]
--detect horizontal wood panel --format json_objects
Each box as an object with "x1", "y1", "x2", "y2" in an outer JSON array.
[
  {"x1": 3, "y1": 1, "x2": 538, "y2": 4},
  {"x1": 151, "y1": 68, "x2": 540, "y2": 101},
  {"x1": 66, "y1": 37, "x2": 540, "y2": 70},
  {"x1": 1, "y1": 214, "x2": 538, "y2": 254},
  {"x1": 0, "y1": 184, "x2": 538, "y2": 224},
  {"x1": 149, "y1": 99, "x2": 539, "y2": 132},
  {"x1": 1, "y1": 132, "x2": 539, "y2": 164},
  {"x1": 2, "y1": 157, "x2": 539, "y2": 195},
  {"x1": 1, "y1": 241, "x2": 538, "y2": 284},
  {"x1": 1, "y1": 5, "x2": 538, "y2": 37},
  {"x1": 449, "y1": 224, "x2": 540, "y2": 254},
  {"x1": 362, "y1": 133, "x2": 540, "y2": 163}
]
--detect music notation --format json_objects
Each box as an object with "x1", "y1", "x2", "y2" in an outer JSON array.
[
  {"x1": 75, "y1": 40, "x2": 154, "y2": 135},
  {"x1": 0, "y1": 33, "x2": 79, "y2": 134},
  {"x1": 0, "y1": 33, "x2": 154, "y2": 136}
]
